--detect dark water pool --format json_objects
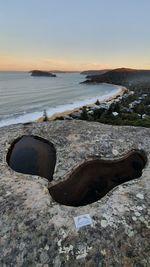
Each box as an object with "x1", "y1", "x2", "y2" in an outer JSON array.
[
  {"x1": 49, "y1": 150, "x2": 147, "y2": 206},
  {"x1": 7, "y1": 135, "x2": 56, "y2": 181}
]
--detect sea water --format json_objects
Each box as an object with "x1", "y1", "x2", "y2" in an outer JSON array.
[{"x1": 0, "y1": 71, "x2": 118, "y2": 127}]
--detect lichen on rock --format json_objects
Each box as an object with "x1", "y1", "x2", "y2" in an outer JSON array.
[{"x1": 0, "y1": 120, "x2": 150, "y2": 266}]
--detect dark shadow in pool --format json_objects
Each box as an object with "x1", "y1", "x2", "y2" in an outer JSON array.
[
  {"x1": 7, "y1": 135, "x2": 56, "y2": 181},
  {"x1": 49, "y1": 150, "x2": 147, "y2": 206}
]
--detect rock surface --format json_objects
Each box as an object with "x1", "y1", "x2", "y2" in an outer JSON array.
[{"x1": 0, "y1": 120, "x2": 150, "y2": 266}]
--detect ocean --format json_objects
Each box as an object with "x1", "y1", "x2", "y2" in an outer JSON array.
[{"x1": 0, "y1": 71, "x2": 119, "y2": 127}]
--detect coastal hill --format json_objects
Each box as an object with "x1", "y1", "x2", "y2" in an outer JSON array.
[
  {"x1": 30, "y1": 70, "x2": 56, "y2": 77},
  {"x1": 49, "y1": 70, "x2": 79, "y2": 73},
  {"x1": 80, "y1": 69, "x2": 110, "y2": 76},
  {"x1": 82, "y1": 68, "x2": 150, "y2": 86}
]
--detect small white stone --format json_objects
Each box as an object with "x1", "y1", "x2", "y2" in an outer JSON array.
[
  {"x1": 137, "y1": 206, "x2": 143, "y2": 211},
  {"x1": 103, "y1": 213, "x2": 110, "y2": 220},
  {"x1": 132, "y1": 216, "x2": 137, "y2": 221},
  {"x1": 112, "y1": 149, "x2": 119, "y2": 156},
  {"x1": 127, "y1": 230, "x2": 134, "y2": 237},
  {"x1": 44, "y1": 245, "x2": 49, "y2": 251},
  {"x1": 134, "y1": 211, "x2": 141, "y2": 217},
  {"x1": 76, "y1": 253, "x2": 86, "y2": 260},
  {"x1": 139, "y1": 216, "x2": 145, "y2": 222},
  {"x1": 146, "y1": 223, "x2": 150, "y2": 229},
  {"x1": 101, "y1": 249, "x2": 106, "y2": 255},
  {"x1": 5, "y1": 191, "x2": 11, "y2": 196},
  {"x1": 136, "y1": 193, "x2": 144, "y2": 200},
  {"x1": 57, "y1": 239, "x2": 62, "y2": 247},
  {"x1": 101, "y1": 219, "x2": 107, "y2": 228}
]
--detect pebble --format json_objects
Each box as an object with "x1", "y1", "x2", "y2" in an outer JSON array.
[
  {"x1": 112, "y1": 149, "x2": 119, "y2": 156},
  {"x1": 134, "y1": 211, "x2": 141, "y2": 217},
  {"x1": 101, "y1": 219, "x2": 107, "y2": 228},
  {"x1": 136, "y1": 193, "x2": 144, "y2": 200}
]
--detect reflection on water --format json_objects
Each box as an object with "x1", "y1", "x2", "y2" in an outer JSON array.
[
  {"x1": 49, "y1": 150, "x2": 147, "y2": 206},
  {"x1": 7, "y1": 135, "x2": 56, "y2": 181}
]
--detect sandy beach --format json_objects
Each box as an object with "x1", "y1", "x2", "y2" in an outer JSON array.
[{"x1": 37, "y1": 85, "x2": 128, "y2": 122}]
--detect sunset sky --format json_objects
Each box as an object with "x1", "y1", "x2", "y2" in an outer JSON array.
[{"x1": 0, "y1": 0, "x2": 150, "y2": 71}]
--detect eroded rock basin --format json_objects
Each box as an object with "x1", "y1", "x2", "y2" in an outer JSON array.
[
  {"x1": 6, "y1": 134, "x2": 147, "y2": 207},
  {"x1": 7, "y1": 135, "x2": 56, "y2": 181},
  {"x1": 1, "y1": 121, "x2": 150, "y2": 266},
  {"x1": 49, "y1": 150, "x2": 147, "y2": 206}
]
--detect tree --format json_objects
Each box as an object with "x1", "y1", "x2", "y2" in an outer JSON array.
[
  {"x1": 135, "y1": 104, "x2": 145, "y2": 119},
  {"x1": 95, "y1": 99, "x2": 100, "y2": 105},
  {"x1": 80, "y1": 106, "x2": 88, "y2": 120},
  {"x1": 43, "y1": 109, "x2": 48, "y2": 121}
]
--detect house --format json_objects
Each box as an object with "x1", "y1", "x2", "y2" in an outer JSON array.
[{"x1": 112, "y1": 112, "x2": 119, "y2": 116}]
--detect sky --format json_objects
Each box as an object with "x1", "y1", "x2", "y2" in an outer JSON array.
[{"x1": 0, "y1": 0, "x2": 150, "y2": 71}]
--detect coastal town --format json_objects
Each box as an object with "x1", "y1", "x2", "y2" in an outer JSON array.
[
  {"x1": 51, "y1": 69, "x2": 150, "y2": 128},
  {"x1": 53, "y1": 83, "x2": 150, "y2": 128}
]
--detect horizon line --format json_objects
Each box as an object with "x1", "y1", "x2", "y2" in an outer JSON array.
[{"x1": 1, "y1": 67, "x2": 150, "y2": 72}]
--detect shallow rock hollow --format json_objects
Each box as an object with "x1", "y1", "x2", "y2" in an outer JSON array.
[{"x1": 0, "y1": 120, "x2": 150, "y2": 266}]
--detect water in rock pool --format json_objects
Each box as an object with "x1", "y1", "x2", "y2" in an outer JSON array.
[{"x1": 7, "y1": 135, "x2": 56, "y2": 181}]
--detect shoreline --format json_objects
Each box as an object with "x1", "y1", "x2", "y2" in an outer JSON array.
[{"x1": 37, "y1": 85, "x2": 128, "y2": 122}]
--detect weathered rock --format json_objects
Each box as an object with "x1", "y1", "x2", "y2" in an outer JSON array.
[{"x1": 0, "y1": 120, "x2": 150, "y2": 266}]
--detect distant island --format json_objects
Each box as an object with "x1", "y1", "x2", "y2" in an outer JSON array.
[{"x1": 29, "y1": 70, "x2": 56, "y2": 77}]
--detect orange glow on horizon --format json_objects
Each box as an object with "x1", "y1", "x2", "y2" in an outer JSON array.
[{"x1": 0, "y1": 55, "x2": 150, "y2": 71}]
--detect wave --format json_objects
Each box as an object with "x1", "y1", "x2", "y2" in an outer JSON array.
[{"x1": 0, "y1": 88, "x2": 119, "y2": 128}]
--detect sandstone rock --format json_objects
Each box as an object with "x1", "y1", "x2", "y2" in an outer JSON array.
[{"x1": 0, "y1": 120, "x2": 150, "y2": 266}]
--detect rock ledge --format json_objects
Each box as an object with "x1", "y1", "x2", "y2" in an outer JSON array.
[{"x1": 0, "y1": 120, "x2": 150, "y2": 266}]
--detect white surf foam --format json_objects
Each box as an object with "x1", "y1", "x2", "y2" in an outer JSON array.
[{"x1": 0, "y1": 88, "x2": 119, "y2": 128}]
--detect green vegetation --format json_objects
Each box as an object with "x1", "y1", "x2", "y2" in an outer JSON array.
[
  {"x1": 43, "y1": 110, "x2": 49, "y2": 121},
  {"x1": 55, "y1": 81, "x2": 150, "y2": 128},
  {"x1": 80, "y1": 106, "x2": 88, "y2": 120},
  {"x1": 80, "y1": 82, "x2": 150, "y2": 127},
  {"x1": 95, "y1": 99, "x2": 100, "y2": 105}
]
